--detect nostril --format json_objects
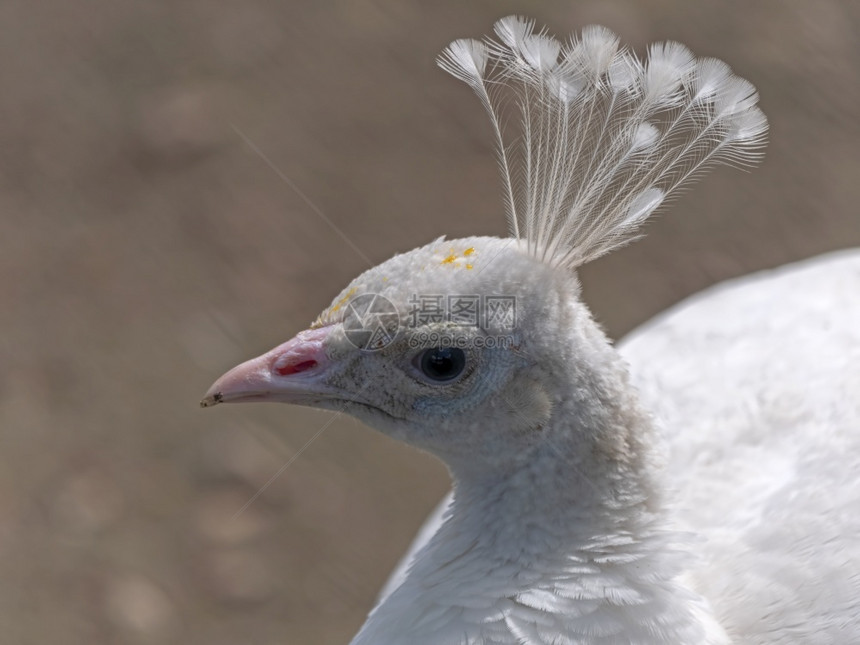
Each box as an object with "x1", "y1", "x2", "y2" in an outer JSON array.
[
  {"x1": 269, "y1": 327, "x2": 330, "y2": 377},
  {"x1": 275, "y1": 359, "x2": 318, "y2": 376}
]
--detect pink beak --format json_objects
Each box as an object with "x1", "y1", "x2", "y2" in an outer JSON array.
[{"x1": 200, "y1": 326, "x2": 334, "y2": 407}]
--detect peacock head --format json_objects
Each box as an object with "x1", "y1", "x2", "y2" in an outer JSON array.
[
  {"x1": 201, "y1": 235, "x2": 579, "y2": 467},
  {"x1": 202, "y1": 14, "x2": 767, "y2": 471}
]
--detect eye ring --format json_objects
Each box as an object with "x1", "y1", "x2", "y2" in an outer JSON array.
[{"x1": 413, "y1": 347, "x2": 467, "y2": 383}]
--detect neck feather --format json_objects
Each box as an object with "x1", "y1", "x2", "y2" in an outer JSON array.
[{"x1": 352, "y1": 312, "x2": 727, "y2": 645}]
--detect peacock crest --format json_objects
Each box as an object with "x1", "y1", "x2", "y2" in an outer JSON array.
[{"x1": 439, "y1": 16, "x2": 768, "y2": 269}]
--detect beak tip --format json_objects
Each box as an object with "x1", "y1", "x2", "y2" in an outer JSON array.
[{"x1": 200, "y1": 391, "x2": 223, "y2": 408}]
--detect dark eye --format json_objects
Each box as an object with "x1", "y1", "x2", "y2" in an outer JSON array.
[{"x1": 415, "y1": 347, "x2": 467, "y2": 382}]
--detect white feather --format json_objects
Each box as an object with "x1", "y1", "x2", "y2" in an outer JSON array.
[{"x1": 438, "y1": 16, "x2": 768, "y2": 269}]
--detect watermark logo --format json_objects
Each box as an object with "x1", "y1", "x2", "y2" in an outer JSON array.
[
  {"x1": 342, "y1": 293, "x2": 400, "y2": 350},
  {"x1": 406, "y1": 331, "x2": 515, "y2": 349},
  {"x1": 341, "y1": 293, "x2": 517, "y2": 351},
  {"x1": 407, "y1": 294, "x2": 516, "y2": 330}
]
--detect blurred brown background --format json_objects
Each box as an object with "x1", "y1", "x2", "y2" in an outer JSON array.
[{"x1": 1, "y1": 1, "x2": 858, "y2": 643}]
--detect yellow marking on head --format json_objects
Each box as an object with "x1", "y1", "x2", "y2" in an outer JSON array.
[
  {"x1": 438, "y1": 246, "x2": 478, "y2": 269},
  {"x1": 329, "y1": 286, "x2": 358, "y2": 314}
]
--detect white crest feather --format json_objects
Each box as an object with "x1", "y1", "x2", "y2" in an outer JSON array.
[{"x1": 438, "y1": 16, "x2": 768, "y2": 268}]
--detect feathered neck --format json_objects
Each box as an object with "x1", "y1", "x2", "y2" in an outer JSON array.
[{"x1": 350, "y1": 308, "x2": 728, "y2": 645}]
